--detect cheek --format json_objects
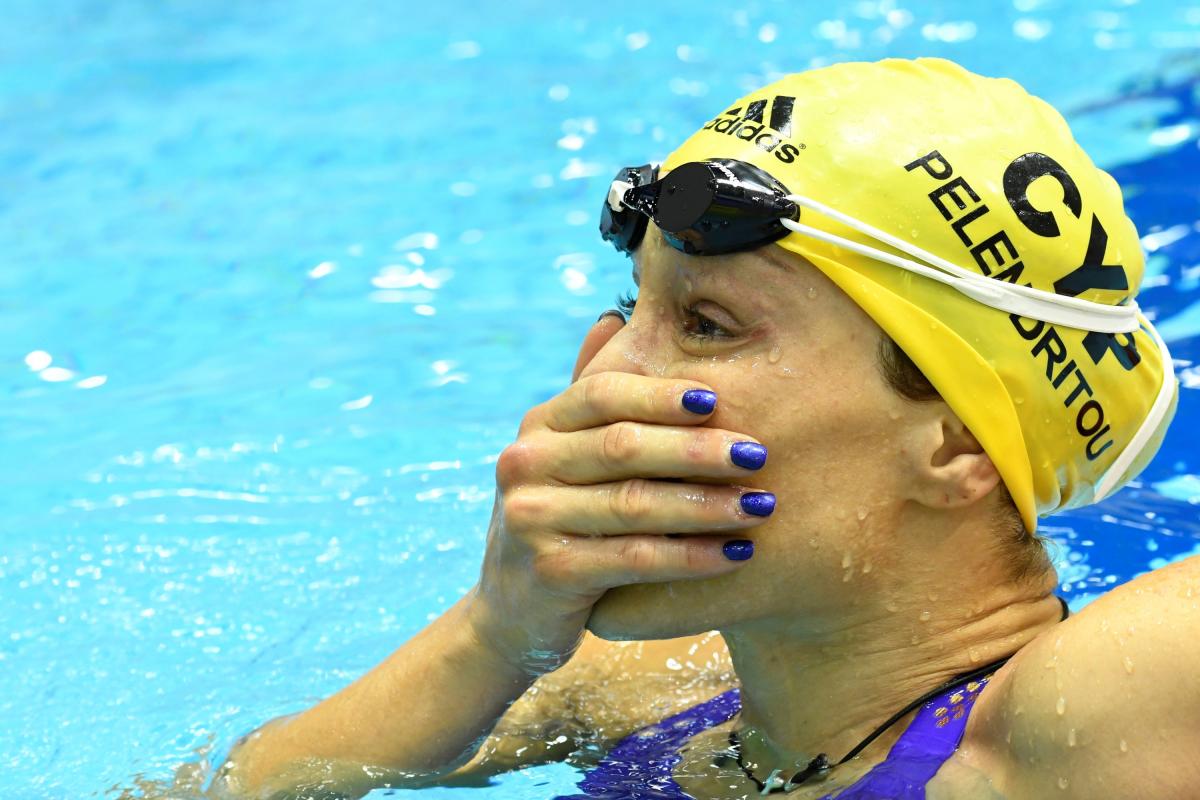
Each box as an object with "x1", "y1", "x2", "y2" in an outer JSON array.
[
  {"x1": 683, "y1": 344, "x2": 908, "y2": 511},
  {"x1": 694, "y1": 343, "x2": 892, "y2": 448}
]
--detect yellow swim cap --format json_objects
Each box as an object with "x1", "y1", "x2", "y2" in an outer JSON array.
[{"x1": 663, "y1": 58, "x2": 1177, "y2": 532}]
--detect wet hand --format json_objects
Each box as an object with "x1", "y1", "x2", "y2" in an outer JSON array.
[{"x1": 467, "y1": 369, "x2": 773, "y2": 677}]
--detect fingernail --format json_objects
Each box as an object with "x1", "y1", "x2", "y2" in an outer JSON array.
[
  {"x1": 723, "y1": 540, "x2": 754, "y2": 561},
  {"x1": 730, "y1": 442, "x2": 767, "y2": 470},
  {"x1": 597, "y1": 309, "x2": 627, "y2": 324},
  {"x1": 740, "y1": 492, "x2": 776, "y2": 517},
  {"x1": 681, "y1": 389, "x2": 717, "y2": 415}
]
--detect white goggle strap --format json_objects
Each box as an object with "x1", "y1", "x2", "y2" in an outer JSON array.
[
  {"x1": 1092, "y1": 319, "x2": 1176, "y2": 503},
  {"x1": 608, "y1": 162, "x2": 662, "y2": 214},
  {"x1": 608, "y1": 180, "x2": 634, "y2": 213},
  {"x1": 776, "y1": 192, "x2": 1176, "y2": 506},
  {"x1": 780, "y1": 193, "x2": 1142, "y2": 335}
]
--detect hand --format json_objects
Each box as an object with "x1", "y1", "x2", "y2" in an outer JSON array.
[{"x1": 466, "y1": 315, "x2": 773, "y2": 676}]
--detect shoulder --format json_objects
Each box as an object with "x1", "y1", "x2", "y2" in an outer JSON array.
[
  {"x1": 963, "y1": 555, "x2": 1200, "y2": 799},
  {"x1": 446, "y1": 630, "x2": 734, "y2": 781},
  {"x1": 559, "y1": 630, "x2": 736, "y2": 737}
]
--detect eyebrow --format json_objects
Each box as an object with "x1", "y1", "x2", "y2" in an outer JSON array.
[
  {"x1": 757, "y1": 247, "x2": 797, "y2": 273},
  {"x1": 629, "y1": 244, "x2": 794, "y2": 287}
]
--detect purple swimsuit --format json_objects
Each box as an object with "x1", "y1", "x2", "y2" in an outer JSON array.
[{"x1": 554, "y1": 675, "x2": 992, "y2": 799}]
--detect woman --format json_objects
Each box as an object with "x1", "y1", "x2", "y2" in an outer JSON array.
[{"x1": 215, "y1": 59, "x2": 1192, "y2": 799}]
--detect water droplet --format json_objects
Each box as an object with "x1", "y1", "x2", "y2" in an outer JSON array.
[
  {"x1": 861, "y1": 561, "x2": 872, "y2": 574},
  {"x1": 665, "y1": 657, "x2": 682, "y2": 670},
  {"x1": 767, "y1": 345, "x2": 782, "y2": 364},
  {"x1": 808, "y1": 537, "x2": 820, "y2": 549},
  {"x1": 806, "y1": 286, "x2": 818, "y2": 300},
  {"x1": 1123, "y1": 655, "x2": 1134, "y2": 674},
  {"x1": 1056, "y1": 696, "x2": 1067, "y2": 716},
  {"x1": 841, "y1": 552, "x2": 853, "y2": 568},
  {"x1": 885, "y1": 600, "x2": 900, "y2": 613},
  {"x1": 1067, "y1": 728, "x2": 1077, "y2": 747},
  {"x1": 1119, "y1": 738, "x2": 1128, "y2": 753},
  {"x1": 927, "y1": 590, "x2": 940, "y2": 602},
  {"x1": 919, "y1": 611, "x2": 932, "y2": 622},
  {"x1": 967, "y1": 647, "x2": 981, "y2": 663},
  {"x1": 856, "y1": 507, "x2": 868, "y2": 521},
  {"x1": 1058, "y1": 776, "x2": 1069, "y2": 790}
]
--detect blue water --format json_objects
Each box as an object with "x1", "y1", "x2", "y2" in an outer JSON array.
[{"x1": 2, "y1": 1, "x2": 1199, "y2": 797}]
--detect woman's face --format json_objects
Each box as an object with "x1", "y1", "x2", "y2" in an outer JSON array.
[{"x1": 581, "y1": 229, "x2": 924, "y2": 640}]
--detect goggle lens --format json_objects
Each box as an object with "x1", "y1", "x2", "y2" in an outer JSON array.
[{"x1": 599, "y1": 159, "x2": 797, "y2": 256}]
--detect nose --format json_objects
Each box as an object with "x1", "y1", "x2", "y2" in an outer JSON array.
[
  {"x1": 571, "y1": 311, "x2": 627, "y2": 383},
  {"x1": 571, "y1": 297, "x2": 676, "y2": 383},
  {"x1": 572, "y1": 308, "x2": 670, "y2": 383}
]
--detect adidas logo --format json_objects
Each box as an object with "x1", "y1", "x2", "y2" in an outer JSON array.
[{"x1": 702, "y1": 95, "x2": 804, "y2": 164}]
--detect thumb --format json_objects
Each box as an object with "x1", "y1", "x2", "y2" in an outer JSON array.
[{"x1": 571, "y1": 311, "x2": 625, "y2": 383}]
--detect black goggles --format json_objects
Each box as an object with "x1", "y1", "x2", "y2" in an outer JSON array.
[{"x1": 599, "y1": 158, "x2": 798, "y2": 256}]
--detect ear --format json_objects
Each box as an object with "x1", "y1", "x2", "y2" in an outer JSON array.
[
  {"x1": 906, "y1": 408, "x2": 1002, "y2": 510},
  {"x1": 571, "y1": 312, "x2": 625, "y2": 383}
]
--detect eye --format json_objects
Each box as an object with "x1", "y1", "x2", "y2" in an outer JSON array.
[
  {"x1": 614, "y1": 289, "x2": 736, "y2": 343},
  {"x1": 682, "y1": 306, "x2": 734, "y2": 342}
]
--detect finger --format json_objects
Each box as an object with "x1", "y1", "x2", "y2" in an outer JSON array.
[
  {"x1": 571, "y1": 311, "x2": 625, "y2": 383},
  {"x1": 541, "y1": 422, "x2": 767, "y2": 484},
  {"x1": 567, "y1": 534, "x2": 754, "y2": 592},
  {"x1": 535, "y1": 372, "x2": 718, "y2": 433},
  {"x1": 519, "y1": 480, "x2": 775, "y2": 536}
]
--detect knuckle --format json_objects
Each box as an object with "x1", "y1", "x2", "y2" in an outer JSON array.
[
  {"x1": 617, "y1": 537, "x2": 657, "y2": 574},
  {"x1": 501, "y1": 489, "x2": 546, "y2": 527},
  {"x1": 610, "y1": 478, "x2": 653, "y2": 528},
  {"x1": 601, "y1": 420, "x2": 642, "y2": 466},
  {"x1": 582, "y1": 372, "x2": 616, "y2": 413},
  {"x1": 530, "y1": 544, "x2": 572, "y2": 585},
  {"x1": 685, "y1": 430, "x2": 718, "y2": 465},
  {"x1": 496, "y1": 441, "x2": 537, "y2": 487},
  {"x1": 517, "y1": 404, "x2": 547, "y2": 436},
  {"x1": 683, "y1": 541, "x2": 710, "y2": 571}
]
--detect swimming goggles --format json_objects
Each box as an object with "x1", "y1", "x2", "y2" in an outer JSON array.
[{"x1": 599, "y1": 158, "x2": 1142, "y2": 335}]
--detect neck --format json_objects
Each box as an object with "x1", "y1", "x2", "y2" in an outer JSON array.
[{"x1": 723, "y1": 535, "x2": 1062, "y2": 784}]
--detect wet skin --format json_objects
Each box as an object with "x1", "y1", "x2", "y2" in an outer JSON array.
[
  {"x1": 558, "y1": 229, "x2": 1200, "y2": 799},
  {"x1": 207, "y1": 226, "x2": 1200, "y2": 799}
]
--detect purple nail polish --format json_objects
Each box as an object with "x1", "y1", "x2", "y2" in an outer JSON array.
[
  {"x1": 730, "y1": 442, "x2": 767, "y2": 470},
  {"x1": 740, "y1": 492, "x2": 776, "y2": 517},
  {"x1": 682, "y1": 389, "x2": 717, "y2": 415},
  {"x1": 723, "y1": 540, "x2": 754, "y2": 561}
]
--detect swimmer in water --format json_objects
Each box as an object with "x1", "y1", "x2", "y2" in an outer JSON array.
[{"x1": 214, "y1": 59, "x2": 1191, "y2": 799}]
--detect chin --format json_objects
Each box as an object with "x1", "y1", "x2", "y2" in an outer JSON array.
[{"x1": 585, "y1": 576, "x2": 742, "y2": 641}]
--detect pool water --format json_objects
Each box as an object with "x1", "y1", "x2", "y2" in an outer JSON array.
[{"x1": 2, "y1": 1, "x2": 1199, "y2": 796}]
